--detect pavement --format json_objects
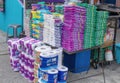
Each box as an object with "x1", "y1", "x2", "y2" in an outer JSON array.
[{"x1": 0, "y1": 29, "x2": 120, "y2": 83}]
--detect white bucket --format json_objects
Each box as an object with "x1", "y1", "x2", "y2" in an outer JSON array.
[{"x1": 105, "y1": 50, "x2": 113, "y2": 61}]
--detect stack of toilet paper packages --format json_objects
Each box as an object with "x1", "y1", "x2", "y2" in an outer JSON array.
[
  {"x1": 8, "y1": 37, "x2": 44, "y2": 82},
  {"x1": 62, "y1": 6, "x2": 86, "y2": 52},
  {"x1": 24, "y1": 17, "x2": 31, "y2": 37},
  {"x1": 83, "y1": 4, "x2": 97, "y2": 49},
  {"x1": 31, "y1": 10, "x2": 43, "y2": 40},
  {"x1": 31, "y1": 4, "x2": 42, "y2": 40},
  {"x1": 8, "y1": 38, "x2": 21, "y2": 72},
  {"x1": 55, "y1": 5, "x2": 64, "y2": 14},
  {"x1": 43, "y1": 14, "x2": 62, "y2": 47},
  {"x1": 95, "y1": 11, "x2": 109, "y2": 46},
  {"x1": 34, "y1": 46, "x2": 68, "y2": 83},
  {"x1": 19, "y1": 37, "x2": 44, "y2": 82},
  {"x1": 31, "y1": 4, "x2": 51, "y2": 40}
]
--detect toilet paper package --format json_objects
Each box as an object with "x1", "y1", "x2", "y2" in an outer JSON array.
[
  {"x1": 8, "y1": 38, "x2": 19, "y2": 47},
  {"x1": 8, "y1": 38, "x2": 46, "y2": 82},
  {"x1": 24, "y1": 65, "x2": 29, "y2": 79},
  {"x1": 34, "y1": 45, "x2": 52, "y2": 82},
  {"x1": 39, "y1": 69, "x2": 58, "y2": 83},
  {"x1": 35, "y1": 45, "x2": 52, "y2": 54},
  {"x1": 26, "y1": 49, "x2": 34, "y2": 56},
  {"x1": 10, "y1": 49, "x2": 20, "y2": 58},
  {"x1": 8, "y1": 39, "x2": 21, "y2": 72},
  {"x1": 23, "y1": 38, "x2": 35, "y2": 48},
  {"x1": 58, "y1": 66, "x2": 68, "y2": 83},
  {"x1": 10, "y1": 41, "x2": 21, "y2": 51},
  {"x1": 19, "y1": 37, "x2": 33, "y2": 46},
  {"x1": 11, "y1": 57, "x2": 20, "y2": 72},
  {"x1": 19, "y1": 52, "x2": 35, "y2": 81},
  {"x1": 47, "y1": 69, "x2": 58, "y2": 83},
  {"x1": 43, "y1": 14, "x2": 62, "y2": 47},
  {"x1": 28, "y1": 67, "x2": 34, "y2": 81},
  {"x1": 40, "y1": 50, "x2": 58, "y2": 68},
  {"x1": 8, "y1": 37, "x2": 65, "y2": 82},
  {"x1": 28, "y1": 55, "x2": 34, "y2": 69},
  {"x1": 26, "y1": 39, "x2": 44, "y2": 50},
  {"x1": 62, "y1": 6, "x2": 86, "y2": 52},
  {"x1": 54, "y1": 48, "x2": 63, "y2": 66},
  {"x1": 35, "y1": 45, "x2": 52, "y2": 62}
]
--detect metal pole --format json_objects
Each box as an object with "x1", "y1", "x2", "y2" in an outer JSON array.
[{"x1": 113, "y1": 18, "x2": 118, "y2": 58}]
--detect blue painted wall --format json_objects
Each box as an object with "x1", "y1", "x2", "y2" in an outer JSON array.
[{"x1": 0, "y1": 0, "x2": 23, "y2": 35}]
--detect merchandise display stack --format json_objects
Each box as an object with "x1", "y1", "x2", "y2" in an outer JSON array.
[
  {"x1": 55, "y1": 5, "x2": 64, "y2": 14},
  {"x1": 83, "y1": 4, "x2": 97, "y2": 49},
  {"x1": 8, "y1": 37, "x2": 44, "y2": 82},
  {"x1": 8, "y1": 37, "x2": 68, "y2": 83},
  {"x1": 33, "y1": 45, "x2": 52, "y2": 83},
  {"x1": 31, "y1": 3, "x2": 51, "y2": 40},
  {"x1": 34, "y1": 46, "x2": 68, "y2": 83},
  {"x1": 95, "y1": 11, "x2": 109, "y2": 46},
  {"x1": 19, "y1": 37, "x2": 35, "y2": 81},
  {"x1": 19, "y1": 37, "x2": 44, "y2": 82},
  {"x1": 62, "y1": 6, "x2": 86, "y2": 52},
  {"x1": 33, "y1": 44, "x2": 68, "y2": 83},
  {"x1": 43, "y1": 13, "x2": 63, "y2": 47},
  {"x1": 7, "y1": 0, "x2": 118, "y2": 82},
  {"x1": 8, "y1": 39, "x2": 21, "y2": 72},
  {"x1": 26, "y1": 9, "x2": 32, "y2": 37}
]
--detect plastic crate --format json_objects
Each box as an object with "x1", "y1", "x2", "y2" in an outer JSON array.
[
  {"x1": 115, "y1": 44, "x2": 120, "y2": 63},
  {"x1": 63, "y1": 50, "x2": 91, "y2": 73}
]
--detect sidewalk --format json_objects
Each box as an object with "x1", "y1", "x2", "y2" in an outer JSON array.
[{"x1": 0, "y1": 30, "x2": 120, "y2": 83}]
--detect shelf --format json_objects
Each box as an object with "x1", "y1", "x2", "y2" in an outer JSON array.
[
  {"x1": 63, "y1": 40, "x2": 115, "y2": 54},
  {"x1": 63, "y1": 45, "x2": 101, "y2": 54}
]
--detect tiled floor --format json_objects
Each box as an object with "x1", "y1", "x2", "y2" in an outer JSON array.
[{"x1": 0, "y1": 29, "x2": 120, "y2": 83}]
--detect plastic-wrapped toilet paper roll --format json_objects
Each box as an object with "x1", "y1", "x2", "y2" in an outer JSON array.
[
  {"x1": 8, "y1": 38, "x2": 19, "y2": 47},
  {"x1": 20, "y1": 65, "x2": 24, "y2": 76},
  {"x1": 19, "y1": 37, "x2": 32, "y2": 47},
  {"x1": 28, "y1": 67, "x2": 34, "y2": 81},
  {"x1": 54, "y1": 48, "x2": 63, "y2": 66},
  {"x1": 21, "y1": 52, "x2": 25, "y2": 63},
  {"x1": 47, "y1": 69, "x2": 58, "y2": 83},
  {"x1": 27, "y1": 40, "x2": 43, "y2": 50},
  {"x1": 11, "y1": 41, "x2": 21, "y2": 51},
  {"x1": 48, "y1": 50, "x2": 58, "y2": 67},
  {"x1": 24, "y1": 38, "x2": 35, "y2": 48},
  {"x1": 34, "y1": 45, "x2": 51, "y2": 83},
  {"x1": 10, "y1": 49, "x2": 20, "y2": 58},
  {"x1": 24, "y1": 53, "x2": 29, "y2": 66},
  {"x1": 35, "y1": 45, "x2": 51, "y2": 57},
  {"x1": 24, "y1": 65, "x2": 29, "y2": 79},
  {"x1": 38, "y1": 68, "x2": 50, "y2": 83},
  {"x1": 48, "y1": 50, "x2": 57, "y2": 57},
  {"x1": 12, "y1": 58, "x2": 20, "y2": 72},
  {"x1": 28, "y1": 55, "x2": 34, "y2": 69},
  {"x1": 26, "y1": 49, "x2": 34, "y2": 55},
  {"x1": 40, "y1": 52, "x2": 52, "y2": 68},
  {"x1": 58, "y1": 66, "x2": 68, "y2": 83},
  {"x1": 26, "y1": 40, "x2": 39, "y2": 48}
]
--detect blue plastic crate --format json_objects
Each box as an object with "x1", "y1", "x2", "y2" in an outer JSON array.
[
  {"x1": 63, "y1": 50, "x2": 91, "y2": 73},
  {"x1": 115, "y1": 44, "x2": 120, "y2": 63}
]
